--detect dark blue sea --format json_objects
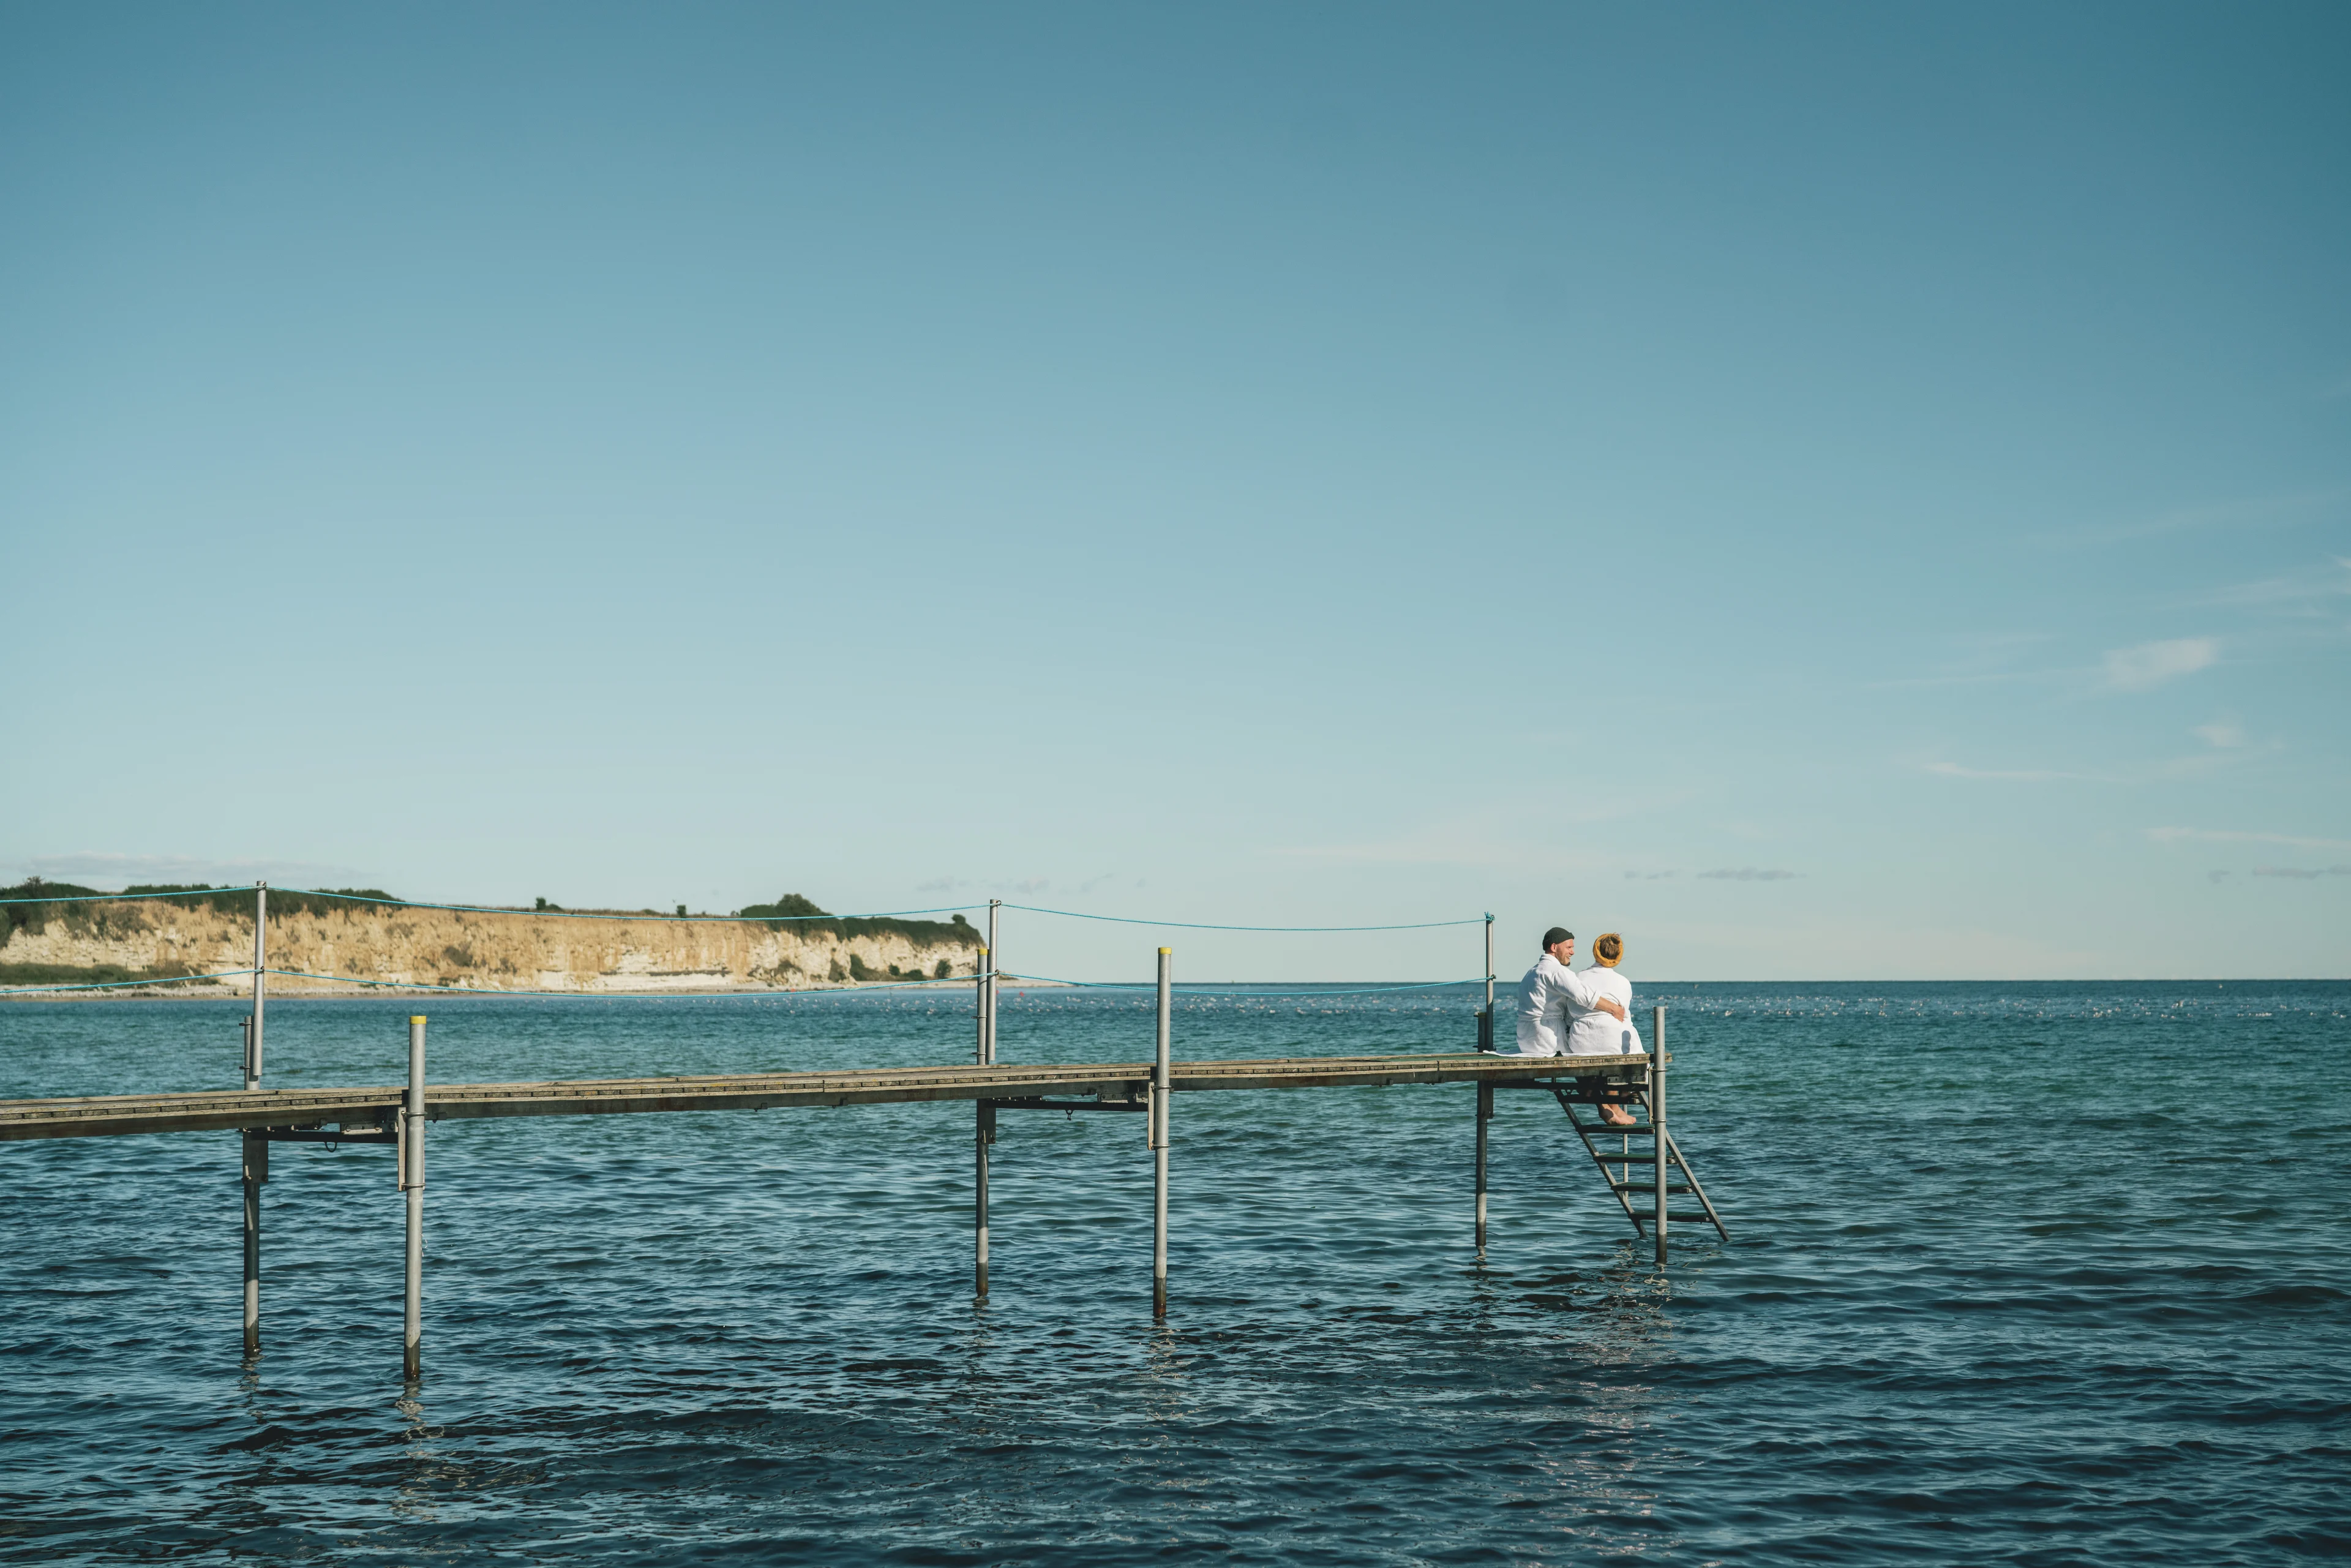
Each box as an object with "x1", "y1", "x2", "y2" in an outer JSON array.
[{"x1": 4, "y1": 981, "x2": 2347, "y2": 1564}]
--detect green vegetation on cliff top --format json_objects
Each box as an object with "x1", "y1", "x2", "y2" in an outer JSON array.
[
  {"x1": 1, "y1": 882, "x2": 396, "y2": 936},
  {"x1": 2, "y1": 882, "x2": 978, "y2": 950},
  {"x1": 736, "y1": 895, "x2": 978, "y2": 948}
]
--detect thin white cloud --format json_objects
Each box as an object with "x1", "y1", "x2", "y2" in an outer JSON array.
[
  {"x1": 923, "y1": 872, "x2": 1117, "y2": 896},
  {"x1": 7, "y1": 852, "x2": 359, "y2": 890},
  {"x1": 2192, "y1": 722, "x2": 2245, "y2": 749},
  {"x1": 2102, "y1": 637, "x2": 2218, "y2": 692},
  {"x1": 2155, "y1": 749, "x2": 2257, "y2": 779},
  {"x1": 1283, "y1": 839, "x2": 1526, "y2": 869},
  {"x1": 2149, "y1": 827, "x2": 2351, "y2": 852},
  {"x1": 1866, "y1": 670, "x2": 2047, "y2": 691},
  {"x1": 2038, "y1": 486, "x2": 2349, "y2": 548},
  {"x1": 2209, "y1": 556, "x2": 2351, "y2": 612},
  {"x1": 2252, "y1": 865, "x2": 2351, "y2": 879},
  {"x1": 1867, "y1": 631, "x2": 2058, "y2": 690},
  {"x1": 1924, "y1": 760, "x2": 2093, "y2": 782},
  {"x1": 1697, "y1": 868, "x2": 1799, "y2": 882}
]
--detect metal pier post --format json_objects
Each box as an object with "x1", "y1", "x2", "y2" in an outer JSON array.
[
  {"x1": 1474, "y1": 914, "x2": 1496, "y2": 1247},
  {"x1": 241, "y1": 882, "x2": 267, "y2": 1356},
  {"x1": 402, "y1": 1015, "x2": 426, "y2": 1379},
  {"x1": 984, "y1": 899, "x2": 999, "y2": 1065},
  {"x1": 1152, "y1": 947, "x2": 1171, "y2": 1319},
  {"x1": 249, "y1": 882, "x2": 268, "y2": 1081},
  {"x1": 975, "y1": 904, "x2": 999, "y2": 1300},
  {"x1": 1652, "y1": 1005, "x2": 1667, "y2": 1266},
  {"x1": 974, "y1": 1100, "x2": 993, "y2": 1299},
  {"x1": 975, "y1": 946, "x2": 989, "y2": 1064},
  {"x1": 1474, "y1": 1082, "x2": 1492, "y2": 1254},
  {"x1": 1480, "y1": 913, "x2": 1494, "y2": 1050},
  {"x1": 240, "y1": 1127, "x2": 266, "y2": 1356}
]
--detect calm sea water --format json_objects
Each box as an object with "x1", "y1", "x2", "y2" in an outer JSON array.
[{"x1": 3, "y1": 981, "x2": 2346, "y2": 1565}]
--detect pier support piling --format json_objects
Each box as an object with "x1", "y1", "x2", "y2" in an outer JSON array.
[
  {"x1": 1652, "y1": 1006, "x2": 1667, "y2": 1266},
  {"x1": 240, "y1": 883, "x2": 268, "y2": 1356},
  {"x1": 1474, "y1": 1082, "x2": 1491, "y2": 1254},
  {"x1": 1152, "y1": 947, "x2": 1171, "y2": 1319},
  {"x1": 240, "y1": 1129, "x2": 266, "y2": 1354},
  {"x1": 974, "y1": 1100, "x2": 994, "y2": 1299},
  {"x1": 973, "y1": 910, "x2": 997, "y2": 1302},
  {"x1": 401, "y1": 1016, "x2": 426, "y2": 1379}
]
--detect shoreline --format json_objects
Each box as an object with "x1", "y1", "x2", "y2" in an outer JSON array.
[{"x1": 1, "y1": 974, "x2": 1076, "y2": 1002}]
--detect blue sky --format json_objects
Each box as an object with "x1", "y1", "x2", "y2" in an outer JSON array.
[{"x1": 4, "y1": 3, "x2": 2345, "y2": 980}]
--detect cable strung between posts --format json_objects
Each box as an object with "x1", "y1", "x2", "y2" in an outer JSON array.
[
  {"x1": 0, "y1": 965, "x2": 1481, "y2": 1000},
  {"x1": 0, "y1": 885, "x2": 248, "y2": 906},
  {"x1": 1001, "y1": 904, "x2": 1485, "y2": 932},
  {"x1": 984, "y1": 972, "x2": 1487, "y2": 998},
  {"x1": 258, "y1": 966, "x2": 986, "y2": 998},
  {"x1": 274, "y1": 888, "x2": 984, "y2": 924},
  {"x1": 0, "y1": 968, "x2": 258, "y2": 996}
]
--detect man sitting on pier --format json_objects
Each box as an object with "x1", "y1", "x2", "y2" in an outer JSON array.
[{"x1": 1514, "y1": 928, "x2": 1628, "y2": 1056}]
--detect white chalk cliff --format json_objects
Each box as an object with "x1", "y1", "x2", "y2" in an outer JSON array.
[{"x1": 0, "y1": 899, "x2": 984, "y2": 994}]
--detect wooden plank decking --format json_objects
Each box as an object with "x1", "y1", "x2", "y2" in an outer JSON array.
[{"x1": 0, "y1": 1051, "x2": 1651, "y2": 1141}]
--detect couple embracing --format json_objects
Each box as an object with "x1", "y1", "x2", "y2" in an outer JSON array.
[
  {"x1": 1513, "y1": 926, "x2": 1641, "y2": 1123},
  {"x1": 1513, "y1": 928, "x2": 1641, "y2": 1058}
]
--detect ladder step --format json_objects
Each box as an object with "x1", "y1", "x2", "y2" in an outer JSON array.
[{"x1": 1612, "y1": 1184, "x2": 1693, "y2": 1195}]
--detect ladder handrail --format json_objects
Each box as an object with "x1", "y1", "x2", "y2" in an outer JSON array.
[
  {"x1": 1662, "y1": 1127, "x2": 1731, "y2": 1240},
  {"x1": 1548, "y1": 1082, "x2": 1731, "y2": 1244}
]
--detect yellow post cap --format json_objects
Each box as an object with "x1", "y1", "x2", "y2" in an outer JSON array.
[{"x1": 410, "y1": 1015, "x2": 427, "y2": 1024}]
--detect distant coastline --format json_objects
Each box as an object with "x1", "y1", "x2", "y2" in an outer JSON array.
[{"x1": 0, "y1": 884, "x2": 1004, "y2": 997}]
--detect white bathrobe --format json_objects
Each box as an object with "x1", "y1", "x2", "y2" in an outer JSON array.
[
  {"x1": 1565, "y1": 965, "x2": 1641, "y2": 1056},
  {"x1": 1514, "y1": 955, "x2": 1619, "y2": 1055}
]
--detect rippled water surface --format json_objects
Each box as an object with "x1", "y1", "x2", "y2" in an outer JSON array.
[{"x1": 4, "y1": 981, "x2": 2347, "y2": 1564}]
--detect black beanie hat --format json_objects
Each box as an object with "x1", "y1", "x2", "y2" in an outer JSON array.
[{"x1": 1541, "y1": 927, "x2": 1573, "y2": 950}]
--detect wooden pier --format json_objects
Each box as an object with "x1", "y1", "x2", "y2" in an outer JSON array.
[
  {"x1": 1, "y1": 910, "x2": 1730, "y2": 1377},
  {"x1": 0, "y1": 1049, "x2": 1638, "y2": 1141}
]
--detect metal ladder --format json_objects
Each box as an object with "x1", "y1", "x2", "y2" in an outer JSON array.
[{"x1": 1553, "y1": 1078, "x2": 1730, "y2": 1243}]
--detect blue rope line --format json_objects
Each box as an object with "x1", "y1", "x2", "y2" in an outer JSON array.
[
  {"x1": 0, "y1": 965, "x2": 1476, "y2": 1000},
  {"x1": 262, "y1": 967, "x2": 982, "y2": 997},
  {"x1": 274, "y1": 889, "x2": 983, "y2": 925},
  {"x1": 992, "y1": 972, "x2": 1485, "y2": 997},
  {"x1": 0, "y1": 885, "x2": 247, "y2": 906},
  {"x1": 1000, "y1": 903, "x2": 1484, "y2": 932},
  {"x1": 0, "y1": 968, "x2": 253, "y2": 995}
]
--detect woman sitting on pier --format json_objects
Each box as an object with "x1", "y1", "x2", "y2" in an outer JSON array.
[{"x1": 1566, "y1": 932, "x2": 1641, "y2": 1125}]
